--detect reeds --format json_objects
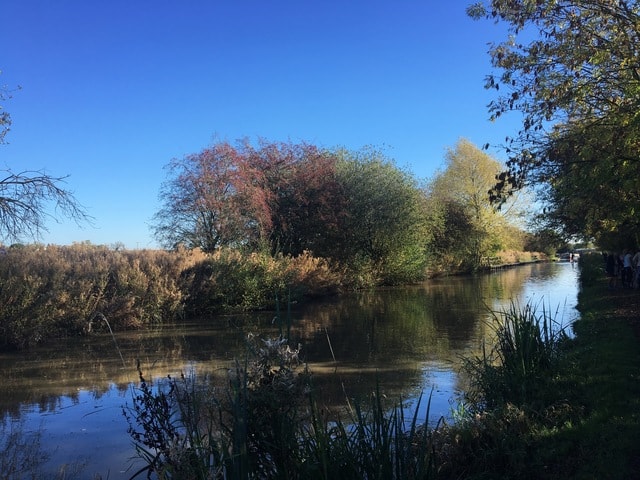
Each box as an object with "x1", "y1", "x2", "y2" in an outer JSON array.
[
  {"x1": 0, "y1": 244, "x2": 343, "y2": 350},
  {"x1": 463, "y1": 300, "x2": 569, "y2": 411},
  {"x1": 124, "y1": 335, "x2": 439, "y2": 479}
]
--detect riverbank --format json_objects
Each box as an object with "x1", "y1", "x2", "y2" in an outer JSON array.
[
  {"x1": 431, "y1": 254, "x2": 640, "y2": 479},
  {"x1": 567, "y1": 281, "x2": 640, "y2": 478}
]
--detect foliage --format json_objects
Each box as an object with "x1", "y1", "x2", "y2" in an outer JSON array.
[
  {"x1": 152, "y1": 139, "x2": 345, "y2": 255},
  {"x1": 125, "y1": 334, "x2": 440, "y2": 479},
  {"x1": 540, "y1": 121, "x2": 640, "y2": 244},
  {"x1": 0, "y1": 244, "x2": 197, "y2": 349},
  {"x1": 522, "y1": 227, "x2": 565, "y2": 258},
  {"x1": 423, "y1": 199, "x2": 476, "y2": 274},
  {"x1": 180, "y1": 248, "x2": 341, "y2": 316},
  {"x1": 0, "y1": 244, "x2": 344, "y2": 350},
  {"x1": 575, "y1": 251, "x2": 603, "y2": 288},
  {"x1": 154, "y1": 140, "x2": 431, "y2": 286},
  {"x1": 124, "y1": 335, "x2": 309, "y2": 479},
  {"x1": 152, "y1": 141, "x2": 271, "y2": 252},
  {"x1": 439, "y1": 260, "x2": 640, "y2": 479},
  {"x1": 468, "y1": 0, "x2": 640, "y2": 243},
  {"x1": 463, "y1": 301, "x2": 568, "y2": 411},
  {"x1": 491, "y1": 249, "x2": 543, "y2": 266},
  {"x1": 242, "y1": 140, "x2": 346, "y2": 258},
  {"x1": 425, "y1": 139, "x2": 527, "y2": 271},
  {"x1": 334, "y1": 147, "x2": 429, "y2": 285}
]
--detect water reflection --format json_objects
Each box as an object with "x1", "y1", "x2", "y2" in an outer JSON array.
[{"x1": 0, "y1": 262, "x2": 579, "y2": 477}]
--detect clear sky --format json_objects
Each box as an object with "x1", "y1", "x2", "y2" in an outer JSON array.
[{"x1": 1, "y1": 0, "x2": 519, "y2": 249}]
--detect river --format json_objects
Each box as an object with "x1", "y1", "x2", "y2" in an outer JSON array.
[{"x1": 0, "y1": 261, "x2": 579, "y2": 478}]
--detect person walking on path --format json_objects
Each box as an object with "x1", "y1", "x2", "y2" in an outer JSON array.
[{"x1": 622, "y1": 250, "x2": 634, "y2": 288}]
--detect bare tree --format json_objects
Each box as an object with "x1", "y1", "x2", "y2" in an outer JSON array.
[
  {"x1": 0, "y1": 169, "x2": 89, "y2": 242},
  {"x1": 0, "y1": 74, "x2": 90, "y2": 242}
]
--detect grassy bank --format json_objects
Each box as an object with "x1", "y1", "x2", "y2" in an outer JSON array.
[
  {"x1": 437, "y1": 253, "x2": 640, "y2": 479},
  {"x1": 540, "y1": 254, "x2": 640, "y2": 478},
  {"x1": 567, "y1": 267, "x2": 640, "y2": 478}
]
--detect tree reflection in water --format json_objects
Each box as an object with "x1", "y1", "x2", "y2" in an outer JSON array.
[{"x1": 0, "y1": 262, "x2": 578, "y2": 477}]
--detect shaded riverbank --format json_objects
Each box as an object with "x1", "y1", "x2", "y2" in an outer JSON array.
[
  {"x1": 440, "y1": 255, "x2": 640, "y2": 479},
  {"x1": 567, "y1": 280, "x2": 640, "y2": 478}
]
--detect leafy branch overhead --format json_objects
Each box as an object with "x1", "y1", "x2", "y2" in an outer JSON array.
[{"x1": 469, "y1": 0, "x2": 640, "y2": 246}]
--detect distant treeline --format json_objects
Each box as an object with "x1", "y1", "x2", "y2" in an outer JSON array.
[
  {"x1": 0, "y1": 140, "x2": 559, "y2": 350},
  {"x1": 151, "y1": 139, "x2": 559, "y2": 279}
]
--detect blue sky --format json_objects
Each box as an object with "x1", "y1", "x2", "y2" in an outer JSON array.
[{"x1": 1, "y1": 1, "x2": 518, "y2": 248}]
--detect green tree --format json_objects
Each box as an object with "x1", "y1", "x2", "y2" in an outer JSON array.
[
  {"x1": 468, "y1": 0, "x2": 640, "y2": 242},
  {"x1": 335, "y1": 148, "x2": 429, "y2": 284},
  {"x1": 424, "y1": 198, "x2": 477, "y2": 273},
  {"x1": 540, "y1": 121, "x2": 640, "y2": 246},
  {"x1": 426, "y1": 139, "x2": 521, "y2": 270}
]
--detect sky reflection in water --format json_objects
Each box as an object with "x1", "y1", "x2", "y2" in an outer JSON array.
[{"x1": 1, "y1": 262, "x2": 579, "y2": 478}]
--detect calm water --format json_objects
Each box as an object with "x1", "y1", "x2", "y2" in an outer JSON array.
[{"x1": 0, "y1": 262, "x2": 579, "y2": 478}]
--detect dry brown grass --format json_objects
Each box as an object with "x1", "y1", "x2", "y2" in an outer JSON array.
[{"x1": 0, "y1": 244, "x2": 344, "y2": 349}]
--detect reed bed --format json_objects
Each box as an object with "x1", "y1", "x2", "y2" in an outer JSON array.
[
  {"x1": 0, "y1": 244, "x2": 343, "y2": 350},
  {"x1": 463, "y1": 301, "x2": 569, "y2": 411}
]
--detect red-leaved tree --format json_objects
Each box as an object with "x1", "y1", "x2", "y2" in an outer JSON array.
[{"x1": 153, "y1": 139, "x2": 346, "y2": 255}]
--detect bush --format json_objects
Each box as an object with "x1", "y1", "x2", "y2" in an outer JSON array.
[
  {"x1": 576, "y1": 251, "x2": 604, "y2": 288},
  {"x1": 181, "y1": 249, "x2": 342, "y2": 315}
]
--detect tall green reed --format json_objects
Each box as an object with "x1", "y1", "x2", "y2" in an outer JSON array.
[{"x1": 463, "y1": 301, "x2": 569, "y2": 411}]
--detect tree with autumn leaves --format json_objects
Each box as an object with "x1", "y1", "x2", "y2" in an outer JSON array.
[
  {"x1": 153, "y1": 138, "x2": 527, "y2": 284},
  {"x1": 153, "y1": 140, "x2": 344, "y2": 255},
  {"x1": 425, "y1": 139, "x2": 530, "y2": 271},
  {"x1": 153, "y1": 140, "x2": 435, "y2": 284}
]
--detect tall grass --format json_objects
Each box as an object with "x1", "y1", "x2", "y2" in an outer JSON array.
[
  {"x1": 124, "y1": 334, "x2": 439, "y2": 479},
  {"x1": 0, "y1": 244, "x2": 343, "y2": 350},
  {"x1": 463, "y1": 301, "x2": 569, "y2": 411},
  {"x1": 0, "y1": 244, "x2": 197, "y2": 349}
]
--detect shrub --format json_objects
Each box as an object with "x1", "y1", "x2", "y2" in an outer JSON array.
[
  {"x1": 180, "y1": 249, "x2": 343, "y2": 315},
  {"x1": 576, "y1": 251, "x2": 604, "y2": 288}
]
